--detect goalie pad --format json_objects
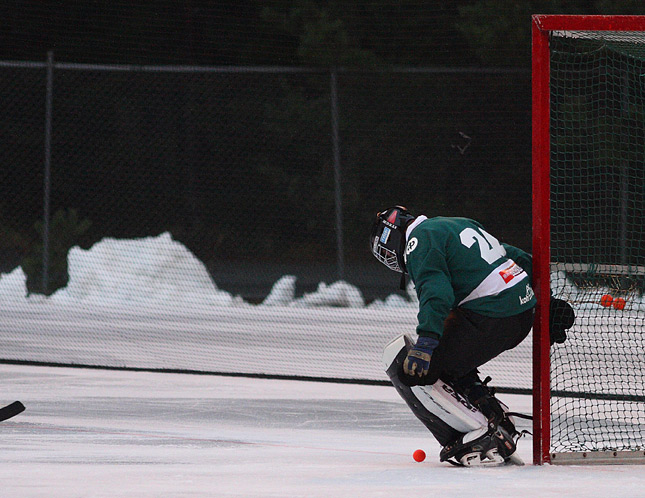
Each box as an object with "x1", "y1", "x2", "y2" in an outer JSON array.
[{"x1": 382, "y1": 334, "x2": 488, "y2": 446}]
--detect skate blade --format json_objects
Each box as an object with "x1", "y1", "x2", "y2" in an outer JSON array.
[
  {"x1": 506, "y1": 452, "x2": 525, "y2": 466},
  {"x1": 456, "y1": 450, "x2": 524, "y2": 467},
  {"x1": 489, "y1": 449, "x2": 525, "y2": 467},
  {"x1": 458, "y1": 451, "x2": 504, "y2": 467}
]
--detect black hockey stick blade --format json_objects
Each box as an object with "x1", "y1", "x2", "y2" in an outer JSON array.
[{"x1": 0, "y1": 401, "x2": 25, "y2": 422}]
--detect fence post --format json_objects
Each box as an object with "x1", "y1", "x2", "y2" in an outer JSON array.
[
  {"x1": 42, "y1": 51, "x2": 53, "y2": 294},
  {"x1": 330, "y1": 68, "x2": 345, "y2": 280}
]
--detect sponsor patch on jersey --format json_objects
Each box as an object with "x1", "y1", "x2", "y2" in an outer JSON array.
[
  {"x1": 519, "y1": 283, "x2": 535, "y2": 305},
  {"x1": 499, "y1": 262, "x2": 524, "y2": 283},
  {"x1": 380, "y1": 226, "x2": 391, "y2": 244}
]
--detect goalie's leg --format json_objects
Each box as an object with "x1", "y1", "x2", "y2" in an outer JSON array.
[
  {"x1": 451, "y1": 368, "x2": 525, "y2": 448},
  {"x1": 383, "y1": 335, "x2": 487, "y2": 445},
  {"x1": 383, "y1": 335, "x2": 522, "y2": 466}
]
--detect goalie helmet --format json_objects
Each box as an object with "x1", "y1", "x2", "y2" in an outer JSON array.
[{"x1": 370, "y1": 206, "x2": 416, "y2": 273}]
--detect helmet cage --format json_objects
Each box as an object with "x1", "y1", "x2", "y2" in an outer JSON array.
[{"x1": 372, "y1": 234, "x2": 403, "y2": 273}]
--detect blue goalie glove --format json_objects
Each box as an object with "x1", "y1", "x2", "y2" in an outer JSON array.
[{"x1": 403, "y1": 336, "x2": 439, "y2": 378}]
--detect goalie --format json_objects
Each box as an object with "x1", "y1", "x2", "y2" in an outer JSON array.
[{"x1": 370, "y1": 206, "x2": 574, "y2": 466}]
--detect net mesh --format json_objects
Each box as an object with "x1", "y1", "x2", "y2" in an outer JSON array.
[{"x1": 549, "y1": 31, "x2": 645, "y2": 453}]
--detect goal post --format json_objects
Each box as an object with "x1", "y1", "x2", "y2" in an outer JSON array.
[{"x1": 532, "y1": 15, "x2": 645, "y2": 465}]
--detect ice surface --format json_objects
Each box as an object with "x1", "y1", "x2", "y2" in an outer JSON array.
[
  {"x1": 1, "y1": 233, "x2": 644, "y2": 493},
  {"x1": 2, "y1": 364, "x2": 645, "y2": 498}
]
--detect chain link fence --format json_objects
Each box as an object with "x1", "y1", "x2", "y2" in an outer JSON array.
[
  {"x1": 1, "y1": 57, "x2": 531, "y2": 302},
  {"x1": 0, "y1": 57, "x2": 534, "y2": 385}
]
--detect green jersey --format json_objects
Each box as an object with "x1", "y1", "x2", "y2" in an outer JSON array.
[{"x1": 403, "y1": 216, "x2": 536, "y2": 339}]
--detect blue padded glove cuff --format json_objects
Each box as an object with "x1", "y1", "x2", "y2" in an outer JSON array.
[{"x1": 415, "y1": 335, "x2": 439, "y2": 355}]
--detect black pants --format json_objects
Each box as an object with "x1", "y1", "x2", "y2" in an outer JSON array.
[{"x1": 425, "y1": 307, "x2": 535, "y2": 386}]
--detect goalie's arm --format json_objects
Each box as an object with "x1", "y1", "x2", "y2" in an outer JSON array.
[{"x1": 500, "y1": 244, "x2": 574, "y2": 344}]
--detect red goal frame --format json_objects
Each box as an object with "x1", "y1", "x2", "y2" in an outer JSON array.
[{"x1": 532, "y1": 14, "x2": 645, "y2": 465}]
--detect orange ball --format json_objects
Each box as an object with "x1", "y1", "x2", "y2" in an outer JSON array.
[
  {"x1": 613, "y1": 297, "x2": 626, "y2": 310},
  {"x1": 413, "y1": 449, "x2": 426, "y2": 462},
  {"x1": 600, "y1": 294, "x2": 613, "y2": 307}
]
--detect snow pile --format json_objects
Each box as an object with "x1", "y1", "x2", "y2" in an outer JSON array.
[
  {"x1": 0, "y1": 233, "x2": 414, "y2": 310},
  {"x1": 3, "y1": 232, "x2": 638, "y2": 312},
  {"x1": 0, "y1": 267, "x2": 28, "y2": 303},
  {"x1": 48, "y1": 232, "x2": 236, "y2": 309},
  {"x1": 368, "y1": 281, "x2": 418, "y2": 308},
  {"x1": 262, "y1": 275, "x2": 297, "y2": 306},
  {"x1": 290, "y1": 280, "x2": 365, "y2": 308}
]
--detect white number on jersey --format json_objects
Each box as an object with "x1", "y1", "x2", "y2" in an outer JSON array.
[{"x1": 459, "y1": 227, "x2": 506, "y2": 264}]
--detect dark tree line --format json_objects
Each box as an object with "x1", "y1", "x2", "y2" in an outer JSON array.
[{"x1": 4, "y1": 1, "x2": 645, "y2": 67}]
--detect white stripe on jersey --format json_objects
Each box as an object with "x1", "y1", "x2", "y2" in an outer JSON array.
[
  {"x1": 405, "y1": 215, "x2": 428, "y2": 241},
  {"x1": 458, "y1": 259, "x2": 528, "y2": 306}
]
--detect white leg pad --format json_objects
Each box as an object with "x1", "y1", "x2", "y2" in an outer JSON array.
[
  {"x1": 411, "y1": 381, "x2": 489, "y2": 434},
  {"x1": 383, "y1": 333, "x2": 488, "y2": 434}
]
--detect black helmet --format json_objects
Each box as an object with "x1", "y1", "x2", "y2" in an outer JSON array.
[{"x1": 370, "y1": 206, "x2": 416, "y2": 273}]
